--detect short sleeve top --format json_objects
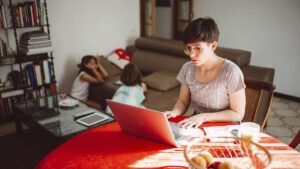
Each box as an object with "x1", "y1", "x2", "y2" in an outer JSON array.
[
  {"x1": 177, "y1": 59, "x2": 246, "y2": 114},
  {"x1": 70, "y1": 72, "x2": 90, "y2": 101}
]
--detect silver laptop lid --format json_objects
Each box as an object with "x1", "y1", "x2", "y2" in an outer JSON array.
[{"x1": 106, "y1": 99, "x2": 177, "y2": 147}]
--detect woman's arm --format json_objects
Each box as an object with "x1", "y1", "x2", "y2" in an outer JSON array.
[
  {"x1": 179, "y1": 88, "x2": 246, "y2": 128},
  {"x1": 164, "y1": 84, "x2": 191, "y2": 118}
]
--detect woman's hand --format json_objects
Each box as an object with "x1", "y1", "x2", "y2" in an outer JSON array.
[
  {"x1": 164, "y1": 110, "x2": 182, "y2": 119},
  {"x1": 178, "y1": 114, "x2": 205, "y2": 128}
]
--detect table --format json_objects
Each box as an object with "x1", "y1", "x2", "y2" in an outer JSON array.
[
  {"x1": 13, "y1": 95, "x2": 114, "y2": 138},
  {"x1": 36, "y1": 117, "x2": 300, "y2": 169}
]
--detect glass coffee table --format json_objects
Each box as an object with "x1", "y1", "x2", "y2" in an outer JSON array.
[{"x1": 13, "y1": 94, "x2": 115, "y2": 138}]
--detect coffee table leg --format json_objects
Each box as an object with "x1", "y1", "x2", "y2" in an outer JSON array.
[{"x1": 13, "y1": 107, "x2": 23, "y2": 135}]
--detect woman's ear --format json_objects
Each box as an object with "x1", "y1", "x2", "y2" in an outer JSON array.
[{"x1": 211, "y1": 41, "x2": 218, "y2": 50}]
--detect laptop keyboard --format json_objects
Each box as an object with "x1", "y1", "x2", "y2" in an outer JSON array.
[
  {"x1": 169, "y1": 122, "x2": 183, "y2": 139},
  {"x1": 169, "y1": 122, "x2": 203, "y2": 140}
]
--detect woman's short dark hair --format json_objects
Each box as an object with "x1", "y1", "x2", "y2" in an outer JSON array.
[
  {"x1": 120, "y1": 63, "x2": 143, "y2": 86},
  {"x1": 182, "y1": 17, "x2": 219, "y2": 44}
]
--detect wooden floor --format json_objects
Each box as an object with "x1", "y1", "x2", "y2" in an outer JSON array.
[{"x1": 0, "y1": 129, "x2": 60, "y2": 169}]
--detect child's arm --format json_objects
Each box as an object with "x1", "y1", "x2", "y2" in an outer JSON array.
[
  {"x1": 81, "y1": 67, "x2": 105, "y2": 84},
  {"x1": 141, "y1": 82, "x2": 147, "y2": 93},
  {"x1": 96, "y1": 55, "x2": 109, "y2": 78}
]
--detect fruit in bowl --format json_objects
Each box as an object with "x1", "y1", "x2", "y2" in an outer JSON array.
[
  {"x1": 191, "y1": 155, "x2": 207, "y2": 168},
  {"x1": 184, "y1": 137, "x2": 271, "y2": 169},
  {"x1": 191, "y1": 151, "x2": 214, "y2": 168}
]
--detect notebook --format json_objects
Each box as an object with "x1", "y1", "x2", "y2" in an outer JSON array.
[{"x1": 106, "y1": 99, "x2": 203, "y2": 147}]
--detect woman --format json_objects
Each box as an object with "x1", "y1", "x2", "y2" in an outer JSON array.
[{"x1": 164, "y1": 17, "x2": 246, "y2": 128}]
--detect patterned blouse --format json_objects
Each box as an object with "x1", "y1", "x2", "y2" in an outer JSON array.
[{"x1": 177, "y1": 59, "x2": 246, "y2": 114}]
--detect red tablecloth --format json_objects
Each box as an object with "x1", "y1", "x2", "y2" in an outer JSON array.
[{"x1": 36, "y1": 117, "x2": 300, "y2": 169}]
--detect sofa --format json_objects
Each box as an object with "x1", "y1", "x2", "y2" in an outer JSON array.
[{"x1": 89, "y1": 37, "x2": 275, "y2": 116}]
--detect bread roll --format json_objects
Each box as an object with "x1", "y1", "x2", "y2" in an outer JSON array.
[
  {"x1": 198, "y1": 151, "x2": 213, "y2": 165},
  {"x1": 191, "y1": 155, "x2": 207, "y2": 168},
  {"x1": 218, "y1": 161, "x2": 233, "y2": 169}
]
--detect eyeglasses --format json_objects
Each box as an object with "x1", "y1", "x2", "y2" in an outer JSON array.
[{"x1": 183, "y1": 46, "x2": 207, "y2": 55}]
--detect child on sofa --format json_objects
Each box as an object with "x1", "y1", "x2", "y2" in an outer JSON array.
[
  {"x1": 106, "y1": 63, "x2": 147, "y2": 114},
  {"x1": 71, "y1": 55, "x2": 108, "y2": 110}
]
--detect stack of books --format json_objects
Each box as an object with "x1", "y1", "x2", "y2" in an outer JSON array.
[{"x1": 20, "y1": 31, "x2": 53, "y2": 55}]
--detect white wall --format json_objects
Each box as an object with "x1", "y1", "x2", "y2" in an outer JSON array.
[
  {"x1": 193, "y1": 0, "x2": 300, "y2": 97},
  {"x1": 155, "y1": 0, "x2": 300, "y2": 97},
  {"x1": 47, "y1": 0, "x2": 140, "y2": 93}
]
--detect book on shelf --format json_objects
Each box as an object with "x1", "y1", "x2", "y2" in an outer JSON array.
[
  {"x1": 24, "y1": 61, "x2": 53, "y2": 88},
  {"x1": 20, "y1": 31, "x2": 52, "y2": 55},
  {"x1": 1, "y1": 89, "x2": 24, "y2": 98},
  {"x1": 22, "y1": 35, "x2": 49, "y2": 41},
  {"x1": 39, "y1": 0, "x2": 47, "y2": 25},
  {"x1": 0, "y1": 38, "x2": 10, "y2": 58},
  {"x1": 0, "y1": 57, "x2": 15, "y2": 65},
  {"x1": 0, "y1": 95, "x2": 25, "y2": 121},
  {"x1": 21, "y1": 30, "x2": 49, "y2": 38},
  {"x1": 0, "y1": 97, "x2": 11, "y2": 120},
  {"x1": 23, "y1": 36, "x2": 49, "y2": 41},
  {"x1": 20, "y1": 42, "x2": 51, "y2": 49},
  {"x1": 0, "y1": 5, "x2": 12, "y2": 28},
  {"x1": 8, "y1": 70, "x2": 23, "y2": 89},
  {"x1": 10, "y1": 1, "x2": 46, "y2": 27},
  {"x1": 0, "y1": 85, "x2": 13, "y2": 92},
  {"x1": 20, "y1": 46, "x2": 53, "y2": 55},
  {"x1": 26, "y1": 87, "x2": 51, "y2": 100},
  {"x1": 25, "y1": 64, "x2": 37, "y2": 88},
  {"x1": 43, "y1": 60, "x2": 51, "y2": 84},
  {"x1": 20, "y1": 39, "x2": 51, "y2": 45},
  {"x1": 34, "y1": 64, "x2": 43, "y2": 86},
  {"x1": 21, "y1": 32, "x2": 50, "y2": 43}
]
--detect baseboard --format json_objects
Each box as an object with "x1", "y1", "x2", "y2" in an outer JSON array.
[{"x1": 274, "y1": 92, "x2": 300, "y2": 102}]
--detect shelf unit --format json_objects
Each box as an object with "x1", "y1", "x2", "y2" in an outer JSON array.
[{"x1": 0, "y1": 0, "x2": 56, "y2": 122}]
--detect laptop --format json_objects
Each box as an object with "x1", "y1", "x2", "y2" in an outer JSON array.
[{"x1": 106, "y1": 99, "x2": 203, "y2": 147}]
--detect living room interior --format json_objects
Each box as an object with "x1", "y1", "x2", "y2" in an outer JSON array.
[{"x1": 0, "y1": 0, "x2": 299, "y2": 168}]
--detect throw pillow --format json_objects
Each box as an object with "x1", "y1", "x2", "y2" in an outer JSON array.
[
  {"x1": 106, "y1": 48, "x2": 130, "y2": 69},
  {"x1": 143, "y1": 70, "x2": 180, "y2": 91}
]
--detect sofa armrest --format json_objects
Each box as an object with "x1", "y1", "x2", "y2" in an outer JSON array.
[
  {"x1": 242, "y1": 65, "x2": 275, "y2": 83},
  {"x1": 215, "y1": 47, "x2": 251, "y2": 67}
]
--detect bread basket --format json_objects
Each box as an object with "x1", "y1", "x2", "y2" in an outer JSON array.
[{"x1": 184, "y1": 136, "x2": 272, "y2": 169}]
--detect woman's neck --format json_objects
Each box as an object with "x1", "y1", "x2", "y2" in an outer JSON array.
[{"x1": 199, "y1": 54, "x2": 220, "y2": 71}]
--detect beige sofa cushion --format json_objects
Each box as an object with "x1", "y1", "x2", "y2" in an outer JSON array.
[
  {"x1": 132, "y1": 50, "x2": 188, "y2": 75},
  {"x1": 143, "y1": 70, "x2": 180, "y2": 91},
  {"x1": 100, "y1": 56, "x2": 122, "y2": 77},
  {"x1": 135, "y1": 37, "x2": 187, "y2": 58}
]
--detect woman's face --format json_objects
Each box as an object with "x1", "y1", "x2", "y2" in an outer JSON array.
[{"x1": 185, "y1": 41, "x2": 215, "y2": 66}]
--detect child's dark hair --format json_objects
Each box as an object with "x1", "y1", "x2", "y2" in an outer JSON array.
[
  {"x1": 182, "y1": 17, "x2": 219, "y2": 44},
  {"x1": 78, "y1": 55, "x2": 98, "y2": 77},
  {"x1": 120, "y1": 63, "x2": 143, "y2": 86}
]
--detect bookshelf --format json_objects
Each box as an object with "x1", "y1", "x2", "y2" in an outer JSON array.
[{"x1": 0, "y1": 0, "x2": 56, "y2": 123}]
